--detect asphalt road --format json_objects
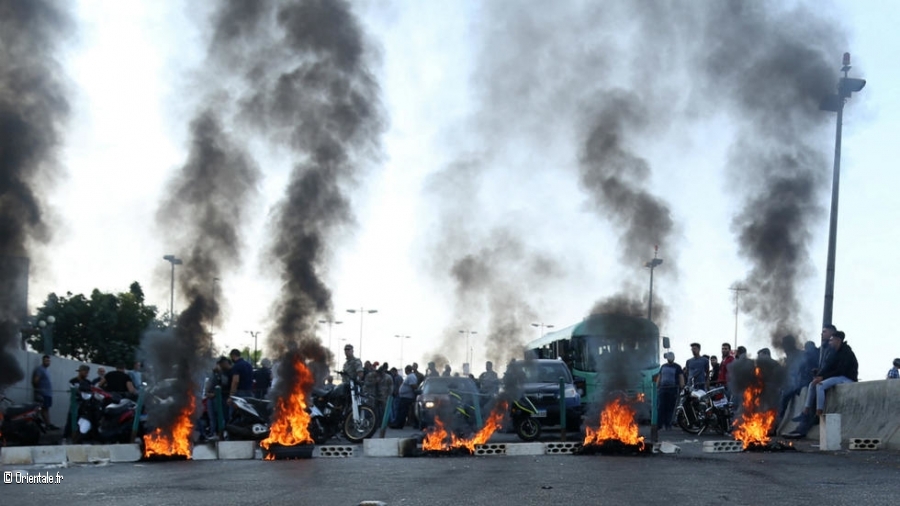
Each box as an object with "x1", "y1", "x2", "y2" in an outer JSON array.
[{"x1": 3, "y1": 430, "x2": 899, "y2": 506}]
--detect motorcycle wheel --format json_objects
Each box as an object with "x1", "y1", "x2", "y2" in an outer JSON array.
[
  {"x1": 514, "y1": 417, "x2": 541, "y2": 442},
  {"x1": 342, "y1": 406, "x2": 377, "y2": 443},
  {"x1": 676, "y1": 409, "x2": 702, "y2": 435}
]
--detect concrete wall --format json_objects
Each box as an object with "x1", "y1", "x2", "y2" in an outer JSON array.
[
  {"x1": 781, "y1": 379, "x2": 900, "y2": 449},
  {"x1": 2, "y1": 348, "x2": 112, "y2": 426}
]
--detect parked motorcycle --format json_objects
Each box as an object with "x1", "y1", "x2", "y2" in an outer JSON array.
[
  {"x1": 72, "y1": 384, "x2": 140, "y2": 443},
  {"x1": 675, "y1": 384, "x2": 733, "y2": 435},
  {"x1": 511, "y1": 396, "x2": 541, "y2": 442},
  {"x1": 0, "y1": 395, "x2": 45, "y2": 445},
  {"x1": 308, "y1": 373, "x2": 377, "y2": 444},
  {"x1": 224, "y1": 396, "x2": 272, "y2": 440}
]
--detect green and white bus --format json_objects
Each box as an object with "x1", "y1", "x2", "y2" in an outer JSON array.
[{"x1": 525, "y1": 313, "x2": 663, "y2": 420}]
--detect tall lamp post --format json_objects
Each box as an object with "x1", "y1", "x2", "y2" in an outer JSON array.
[
  {"x1": 819, "y1": 52, "x2": 865, "y2": 328},
  {"x1": 530, "y1": 322, "x2": 554, "y2": 338},
  {"x1": 244, "y1": 330, "x2": 260, "y2": 367},
  {"x1": 458, "y1": 330, "x2": 477, "y2": 368},
  {"x1": 38, "y1": 316, "x2": 55, "y2": 354},
  {"x1": 163, "y1": 255, "x2": 183, "y2": 327},
  {"x1": 319, "y1": 319, "x2": 343, "y2": 363},
  {"x1": 346, "y1": 307, "x2": 377, "y2": 359},
  {"x1": 395, "y1": 335, "x2": 411, "y2": 367},
  {"x1": 644, "y1": 246, "x2": 663, "y2": 322}
]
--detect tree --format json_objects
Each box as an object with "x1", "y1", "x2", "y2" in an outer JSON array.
[{"x1": 29, "y1": 282, "x2": 162, "y2": 365}]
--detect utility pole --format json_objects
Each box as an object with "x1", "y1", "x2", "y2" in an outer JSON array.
[
  {"x1": 644, "y1": 246, "x2": 663, "y2": 322},
  {"x1": 729, "y1": 284, "x2": 748, "y2": 348}
]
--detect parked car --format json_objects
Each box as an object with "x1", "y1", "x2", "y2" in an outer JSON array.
[
  {"x1": 415, "y1": 376, "x2": 480, "y2": 431},
  {"x1": 504, "y1": 359, "x2": 582, "y2": 438}
]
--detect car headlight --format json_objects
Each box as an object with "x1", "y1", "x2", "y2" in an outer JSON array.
[
  {"x1": 424, "y1": 401, "x2": 435, "y2": 409},
  {"x1": 565, "y1": 386, "x2": 578, "y2": 398}
]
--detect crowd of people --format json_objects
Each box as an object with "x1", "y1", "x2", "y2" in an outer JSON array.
[
  {"x1": 653, "y1": 324, "x2": 878, "y2": 437},
  {"x1": 338, "y1": 343, "x2": 502, "y2": 430}
]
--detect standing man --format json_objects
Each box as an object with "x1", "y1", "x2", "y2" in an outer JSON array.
[
  {"x1": 656, "y1": 352, "x2": 684, "y2": 431},
  {"x1": 342, "y1": 344, "x2": 364, "y2": 384},
  {"x1": 390, "y1": 365, "x2": 418, "y2": 429},
  {"x1": 717, "y1": 343, "x2": 735, "y2": 388},
  {"x1": 32, "y1": 355, "x2": 58, "y2": 430},
  {"x1": 709, "y1": 355, "x2": 720, "y2": 385},
  {"x1": 685, "y1": 343, "x2": 710, "y2": 391},
  {"x1": 229, "y1": 349, "x2": 254, "y2": 398},
  {"x1": 92, "y1": 367, "x2": 106, "y2": 386},
  {"x1": 103, "y1": 362, "x2": 137, "y2": 398},
  {"x1": 253, "y1": 358, "x2": 273, "y2": 399}
]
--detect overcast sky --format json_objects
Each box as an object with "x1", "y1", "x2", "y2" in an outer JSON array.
[{"x1": 24, "y1": 0, "x2": 897, "y2": 380}]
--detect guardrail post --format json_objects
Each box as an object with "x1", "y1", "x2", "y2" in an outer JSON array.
[
  {"x1": 68, "y1": 386, "x2": 78, "y2": 441},
  {"x1": 650, "y1": 384, "x2": 659, "y2": 443},
  {"x1": 559, "y1": 377, "x2": 567, "y2": 441},
  {"x1": 215, "y1": 386, "x2": 225, "y2": 438},
  {"x1": 131, "y1": 389, "x2": 145, "y2": 442},
  {"x1": 379, "y1": 396, "x2": 393, "y2": 438}
]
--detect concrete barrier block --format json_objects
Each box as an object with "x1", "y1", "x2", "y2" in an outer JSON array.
[
  {"x1": 702, "y1": 440, "x2": 743, "y2": 453},
  {"x1": 32, "y1": 446, "x2": 67, "y2": 464},
  {"x1": 505, "y1": 443, "x2": 544, "y2": 456},
  {"x1": 217, "y1": 441, "x2": 255, "y2": 459},
  {"x1": 848, "y1": 437, "x2": 881, "y2": 451},
  {"x1": 544, "y1": 442, "x2": 581, "y2": 455},
  {"x1": 313, "y1": 445, "x2": 357, "y2": 458},
  {"x1": 108, "y1": 444, "x2": 142, "y2": 462},
  {"x1": 820, "y1": 414, "x2": 841, "y2": 451},
  {"x1": 0, "y1": 446, "x2": 34, "y2": 465},
  {"x1": 65, "y1": 445, "x2": 111, "y2": 463},
  {"x1": 398, "y1": 438, "x2": 418, "y2": 457},
  {"x1": 474, "y1": 443, "x2": 506, "y2": 456},
  {"x1": 364, "y1": 438, "x2": 399, "y2": 457},
  {"x1": 653, "y1": 442, "x2": 682, "y2": 454},
  {"x1": 191, "y1": 443, "x2": 218, "y2": 460}
]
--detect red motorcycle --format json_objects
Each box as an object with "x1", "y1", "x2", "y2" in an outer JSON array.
[{"x1": 0, "y1": 394, "x2": 46, "y2": 446}]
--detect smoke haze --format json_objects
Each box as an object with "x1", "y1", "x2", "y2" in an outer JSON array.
[{"x1": 0, "y1": 0, "x2": 72, "y2": 387}]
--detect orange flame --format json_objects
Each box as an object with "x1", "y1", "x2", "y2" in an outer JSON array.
[
  {"x1": 260, "y1": 356, "x2": 314, "y2": 459},
  {"x1": 583, "y1": 398, "x2": 644, "y2": 447},
  {"x1": 732, "y1": 366, "x2": 775, "y2": 449},
  {"x1": 422, "y1": 402, "x2": 508, "y2": 453},
  {"x1": 143, "y1": 391, "x2": 195, "y2": 458}
]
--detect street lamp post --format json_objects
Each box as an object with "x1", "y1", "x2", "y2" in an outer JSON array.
[
  {"x1": 245, "y1": 330, "x2": 260, "y2": 367},
  {"x1": 38, "y1": 315, "x2": 55, "y2": 354},
  {"x1": 530, "y1": 322, "x2": 554, "y2": 338},
  {"x1": 458, "y1": 330, "x2": 477, "y2": 368},
  {"x1": 319, "y1": 319, "x2": 343, "y2": 363},
  {"x1": 819, "y1": 52, "x2": 865, "y2": 328},
  {"x1": 394, "y1": 335, "x2": 410, "y2": 367},
  {"x1": 644, "y1": 246, "x2": 663, "y2": 322},
  {"x1": 162, "y1": 255, "x2": 183, "y2": 327},
  {"x1": 346, "y1": 307, "x2": 377, "y2": 359}
]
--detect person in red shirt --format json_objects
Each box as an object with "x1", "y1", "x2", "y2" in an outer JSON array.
[{"x1": 717, "y1": 342, "x2": 735, "y2": 387}]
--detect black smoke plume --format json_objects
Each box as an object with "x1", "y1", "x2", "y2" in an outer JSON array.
[
  {"x1": 0, "y1": 0, "x2": 72, "y2": 388},
  {"x1": 227, "y1": 0, "x2": 384, "y2": 395},
  {"x1": 152, "y1": 110, "x2": 260, "y2": 429},
  {"x1": 692, "y1": 1, "x2": 846, "y2": 350},
  {"x1": 579, "y1": 92, "x2": 677, "y2": 272}
]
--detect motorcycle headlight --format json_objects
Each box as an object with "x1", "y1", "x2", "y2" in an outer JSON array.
[
  {"x1": 81, "y1": 392, "x2": 92, "y2": 400},
  {"x1": 424, "y1": 401, "x2": 435, "y2": 409}
]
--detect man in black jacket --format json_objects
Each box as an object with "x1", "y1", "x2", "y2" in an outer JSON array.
[{"x1": 786, "y1": 331, "x2": 857, "y2": 437}]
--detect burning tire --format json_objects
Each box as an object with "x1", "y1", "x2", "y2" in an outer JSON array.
[
  {"x1": 342, "y1": 405, "x2": 377, "y2": 443},
  {"x1": 515, "y1": 417, "x2": 541, "y2": 442}
]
